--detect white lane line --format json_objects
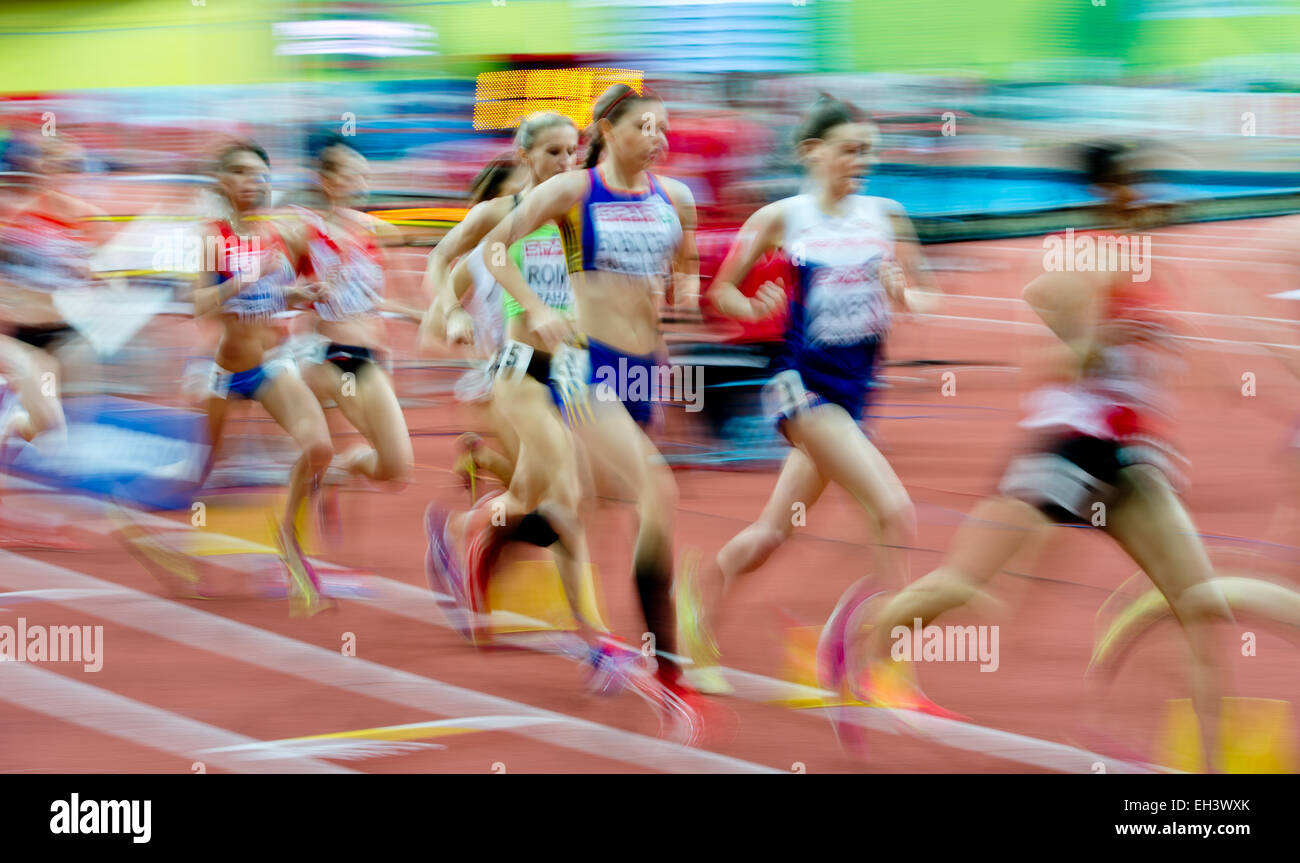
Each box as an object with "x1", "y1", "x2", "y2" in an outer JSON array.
[
  {"x1": 351, "y1": 574, "x2": 1165, "y2": 774},
  {"x1": 0, "y1": 660, "x2": 355, "y2": 774},
  {"x1": 0, "y1": 552, "x2": 780, "y2": 775},
  {"x1": 800, "y1": 704, "x2": 1172, "y2": 775},
  {"x1": 1, "y1": 474, "x2": 1166, "y2": 772}
]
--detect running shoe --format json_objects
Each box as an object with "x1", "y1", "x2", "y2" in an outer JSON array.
[
  {"x1": 423, "y1": 502, "x2": 475, "y2": 642},
  {"x1": 850, "y1": 659, "x2": 969, "y2": 723},
  {"x1": 815, "y1": 577, "x2": 883, "y2": 697},
  {"x1": 651, "y1": 666, "x2": 738, "y2": 748},
  {"x1": 581, "y1": 634, "x2": 639, "y2": 697},
  {"x1": 106, "y1": 504, "x2": 205, "y2": 599},
  {"x1": 274, "y1": 518, "x2": 329, "y2": 617},
  {"x1": 675, "y1": 547, "x2": 733, "y2": 695},
  {"x1": 815, "y1": 578, "x2": 887, "y2": 756}
]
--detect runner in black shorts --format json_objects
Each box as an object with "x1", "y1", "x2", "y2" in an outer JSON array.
[{"x1": 823, "y1": 142, "x2": 1237, "y2": 764}]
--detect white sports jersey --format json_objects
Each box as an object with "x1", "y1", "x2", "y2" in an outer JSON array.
[
  {"x1": 782, "y1": 194, "x2": 896, "y2": 349},
  {"x1": 463, "y1": 240, "x2": 504, "y2": 353}
]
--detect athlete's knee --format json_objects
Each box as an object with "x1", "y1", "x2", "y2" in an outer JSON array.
[
  {"x1": 302, "y1": 436, "x2": 334, "y2": 471},
  {"x1": 371, "y1": 445, "x2": 414, "y2": 483},
  {"x1": 875, "y1": 493, "x2": 917, "y2": 542},
  {"x1": 638, "y1": 462, "x2": 678, "y2": 522},
  {"x1": 1170, "y1": 580, "x2": 1234, "y2": 625}
]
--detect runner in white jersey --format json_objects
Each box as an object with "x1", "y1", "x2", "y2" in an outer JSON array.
[
  {"x1": 690, "y1": 95, "x2": 940, "y2": 697},
  {"x1": 461, "y1": 239, "x2": 505, "y2": 353}
]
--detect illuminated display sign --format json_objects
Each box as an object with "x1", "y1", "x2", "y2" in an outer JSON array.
[{"x1": 473, "y1": 67, "x2": 644, "y2": 130}]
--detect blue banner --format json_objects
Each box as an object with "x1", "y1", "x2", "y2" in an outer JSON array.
[{"x1": 0, "y1": 395, "x2": 208, "y2": 511}]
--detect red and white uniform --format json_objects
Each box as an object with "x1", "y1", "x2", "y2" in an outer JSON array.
[
  {"x1": 295, "y1": 208, "x2": 384, "y2": 323},
  {"x1": 0, "y1": 209, "x2": 94, "y2": 294},
  {"x1": 1020, "y1": 261, "x2": 1184, "y2": 474},
  {"x1": 211, "y1": 218, "x2": 298, "y2": 324}
]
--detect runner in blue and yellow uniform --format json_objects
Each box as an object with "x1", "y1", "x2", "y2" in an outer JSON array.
[{"x1": 473, "y1": 85, "x2": 727, "y2": 744}]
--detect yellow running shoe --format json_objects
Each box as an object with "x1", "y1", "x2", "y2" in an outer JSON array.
[
  {"x1": 272, "y1": 518, "x2": 329, "y2": 617},
  {"x1": 676, "y1": 547, "x2": 733, "y2": 695}
]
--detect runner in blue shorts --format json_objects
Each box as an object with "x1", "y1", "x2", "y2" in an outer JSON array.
[
  {"x1": 687, "y1": 95, "x2": 941, "y2": 691},
  {"x1": 479, "y1": 84, "x2": 730, "y2": 744}
]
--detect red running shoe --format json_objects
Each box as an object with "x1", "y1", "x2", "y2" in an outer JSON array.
[{"x1": 653, "y1": 666, "x2": 737, "y2": 748}]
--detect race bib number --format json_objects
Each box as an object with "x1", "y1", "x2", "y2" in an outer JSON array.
[
  {"x1": 590, "y1": 200, "x2": 678, "y2": 277},
  {"x1": 763, "y1": 369, "x2": 811, "y2": 419},
  {"x1": 489, "y1": 340, "x2": 535, "y2": 384},
  {"x1": 207, "y1": 364, "x2": 232, "y2": 400}
]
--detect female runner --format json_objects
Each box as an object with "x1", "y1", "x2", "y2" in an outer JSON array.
[
  {"x1": 425, "y1": 113, "x2": 616, "y2": 657},
  {"x1": 0, "y1": 136, "x2": 107, "y2": 444},
  {"x1": 831, "y1": 143, "x2": 1235, "y2": 765},
  {"x1": 472, "y1": 84, "x2": 719, "y2": 739},
  {"x1": 293, "y1": 135, "x2": 417, "y2": 487},
  {"x1": 194, "y1": 141, "x2": 334, "y2": 614},
  {"x1": 692, "y1": 96, "x2": 939, "y2": 691}
]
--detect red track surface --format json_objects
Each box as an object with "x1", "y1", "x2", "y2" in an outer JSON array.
[{"x1": 2, "y1": 218, "x2": 1299, "y2": 773}]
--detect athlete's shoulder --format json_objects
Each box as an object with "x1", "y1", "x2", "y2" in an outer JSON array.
[
  {"x1": 344, "y1": 207, "x2": 396, "y2": 242},
  {"x1": 862, "y1": 195, "x2": 906, "y2": 217},
  {"x1": 653, "y1": 174, "x2": 694, "y2": 204},
  {"x1": 535, "y1": 169, "x2": 592, "y2": 202}
]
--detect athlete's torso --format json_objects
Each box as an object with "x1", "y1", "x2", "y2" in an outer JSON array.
[
  {"x1": 298, "y1": 208, "x2": 384, "y2": 324},
  {"x1": 0, "y1": 194, "x2": 98, "y2": 326},
  {"x1": 1023, "y1": 251, "x2": 1179, "y2": 440},
  {"x1": 777, "y1": 193, "x2": 897, "y2": 384},
  {"x1": 504, "y1": 222, "x2": 573, "y2": 349},
  {"x1": 556, "y1": 167, "x2": 683, "y2": 355},
  {"x1": 212, "y1": 216, "x2": 298, "y2": 371}
]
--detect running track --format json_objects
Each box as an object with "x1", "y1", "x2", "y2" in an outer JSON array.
[{"x1": 2, "y1": 217, "x2": 1299, "y2": 773}]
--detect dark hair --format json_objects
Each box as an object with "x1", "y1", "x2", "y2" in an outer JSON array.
[
  {"x1": 1078, "y1": 140, "x2": 1139, "y2": 187},
  {"x1": 1, "y1": 132, "x2": 40, "y2": 175},
  {"x1": 215, "y1": 140, "x2": 270, "y2": 173},
  {"x1": 307, "y1": 131, "x2": 355, "y2": 173},
  {"x1": 583, "y1": 83, "x2": 661, "y2": 169},
  {"x1": 794, "y1": 94, "x2": 868, "y2": 146},
  {"x1": 468, "y1": 152, "x2": 518, "y2": 206}
]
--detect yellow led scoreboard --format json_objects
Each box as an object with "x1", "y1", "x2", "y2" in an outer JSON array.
[{"x1": 473, "y1": 67, "x2": 644, "y2": 131}]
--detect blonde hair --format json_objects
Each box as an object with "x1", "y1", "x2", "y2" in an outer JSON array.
[{"x1": 514, "y1": 111, "x2": 577, "y2": 151}]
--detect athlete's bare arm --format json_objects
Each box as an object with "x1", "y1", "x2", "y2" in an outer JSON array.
[
  {"x1": 482, "y1": 171, "x2": 589, "y2": 350},
  {"x1": 660, "y1": 176, "x2": 701, "y2": 311},
  {"x1": 887, "y1": 205, "x2": 941, "y2": 314},
  {"x1": 707, "y1": 200, "x2": 787, "y2": 322}
]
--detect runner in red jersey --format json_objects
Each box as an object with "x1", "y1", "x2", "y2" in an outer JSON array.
[
  {"x1": 193, "y1": 140, "x2": 333, "y2": 615},
  {"x1": 823, "y1": 142, "x2": 1236, "y2": 765},
  {"x1": 292, "y1": 135, "x2": 418, "y2": 488},
  {"x1": 0, "y1": 136, "x2": 107, "y2": 444}
]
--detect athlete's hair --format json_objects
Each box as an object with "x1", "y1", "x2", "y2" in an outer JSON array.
[
  {"x1": 307, "y1": 131, "x2": 358, "y2": 174},
  {"x1": 794, "y1": 93, "x2": 869, "y2": 145},
  {"x1": 1079, "y1": 140, "x2": 1138, "y2": 187},
  {"x1": 583, "y1": 83, "x2": 661, "y2": 169},
  {"x1": 514, "y1": 111, "x2": 577, "y2": 152},
  {"x1": 468, "y1": 152, "x2": 518, "y2": 206},
  {"x1": 215, "y1": 140, "x2": 270, "y2": 173}
]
